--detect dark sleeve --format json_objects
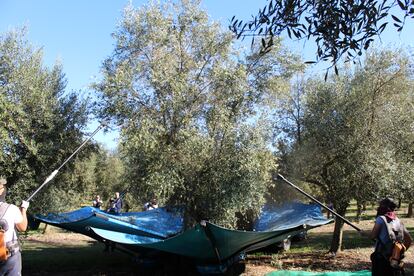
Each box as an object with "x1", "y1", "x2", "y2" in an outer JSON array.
[{"x1": 116, "y1": 199, "x2": 122, "y2": 209}]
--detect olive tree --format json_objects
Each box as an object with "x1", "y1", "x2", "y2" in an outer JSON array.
[
  {"x1": 94, "y1": 0, "x2": 302, "y2": 228},
  {"x1": 231, "y1": 0, "x2": 414, "y2": 67},
  {"x1": 0, "y1": 29, "x2": 93, "y2": 213},
  {"x1": 279, "y1": 49, "x2": 413, "y2": 252}
]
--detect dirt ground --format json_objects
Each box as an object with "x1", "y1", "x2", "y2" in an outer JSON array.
[
  {"x1": 242, "y1": 219, "x2": 414, "y2": 275},
  {"x1": 23, "y1": 218, "x2": 414, "y2": 275}
]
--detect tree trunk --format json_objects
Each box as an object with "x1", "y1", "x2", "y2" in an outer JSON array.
[
  {"x1": 329, "y1": 205, "x2": 347, "y2": 253},
  {"x1": 42, "y1": 223, "x2": 49, "y2": 234},
  {"x1": 407, "y1": 202, "x2": 413, "y2": 218},
  {"x1": 356, "y1": 202, "x2": 363, "y2": 223}
]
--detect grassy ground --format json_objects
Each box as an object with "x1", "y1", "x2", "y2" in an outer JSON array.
[
  {"x1": 22, "y1": 228, "x2": 136, "y2": 275},
  {"x1": 20, "y1": 203, "x2": 414, "y2": 275},
  {"x1": 245, "y1": 203, "x2": 414, "y2": 276}
]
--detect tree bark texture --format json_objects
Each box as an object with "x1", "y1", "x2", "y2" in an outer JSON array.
[
  {"x1": 356, "y1": 202, "x2": 363, "y2": 223},
  {"x1": 329, "y1": 205, "x2": 348, "y2": 253},
  {"x1": 408, "y1": 202, "x2": 413, "y2": 218}
]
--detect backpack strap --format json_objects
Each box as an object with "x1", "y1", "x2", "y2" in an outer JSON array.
[
  {"x1": 380, "y1": 215, "x2": 396, "y2": 242},
  {"x1": 0, "y1": 203, "x2": 11, "y2": 220},
  {"x1": 396, "y1": 221, "x2": 405, "y2": 242},
  {"x1": 379, "y1": 215, "x2": 405, "y2": 243},
  {"x1": 0, "y1": 203, "x2": 11, "y2": 233},
  {"x1": 0, "y1": 203, "x2": 21, "y2": 243}
]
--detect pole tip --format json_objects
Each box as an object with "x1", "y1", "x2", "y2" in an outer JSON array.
[{"x1": 100, "y1": 119, "x2": 110, "y2": 127}]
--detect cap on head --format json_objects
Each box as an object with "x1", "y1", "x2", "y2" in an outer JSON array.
[
  {"x1": 0, "y1": 178, "x2": 7, "y2": 187},
  {"x1": 379, "y1": 197, "x2": 397, "y2": 211}
]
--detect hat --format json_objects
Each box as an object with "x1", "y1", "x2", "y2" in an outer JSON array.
[
  {"x1": 379, "y1": 197, "x2": 397, "y2": 210},
  {"x1": 0, "y1": 178, "x2": 7, "y2": 186}
]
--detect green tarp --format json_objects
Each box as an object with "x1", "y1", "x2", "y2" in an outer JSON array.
[
  {"x1": 266, "y1": 270, "x2": 371, "y2": 276},
  {"x1": 35, "y1": 202, "x2": 332, "y2": 262},
  {"x1": 91, "y1": 223, "x2": 308, "y2": 261}
]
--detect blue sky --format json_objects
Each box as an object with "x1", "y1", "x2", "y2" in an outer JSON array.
[{"x1": 1, "y1": 0, "x2": 413, "y2": 150}]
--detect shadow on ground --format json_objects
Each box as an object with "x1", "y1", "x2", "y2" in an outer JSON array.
[
  {"x1": 288, "y1": 230, "x2": 373, "y2": 252},
  {"x1": 22, "y1": 242, "x2": 245, "y2": 276}
]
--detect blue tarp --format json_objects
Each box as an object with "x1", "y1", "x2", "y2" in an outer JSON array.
[
  {"x1": 37, "y1": 206, "x2": 183, "y2": 239},
  {"x1": 35, "y1": 202, "x2": 332, "y2": 262},
  {"x1": 255, "y1": 202, "x2": 331, "y2": 231}
]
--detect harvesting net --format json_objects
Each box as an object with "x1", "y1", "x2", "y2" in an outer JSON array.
[{"x1": 35, "y1": 202, "x2": 332, "y2": 262}]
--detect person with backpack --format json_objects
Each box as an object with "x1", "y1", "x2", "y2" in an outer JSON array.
[
  {"x1": 0, "y1": 178, "x2": 29, "y2": 276},
  {"x1": 370, "y1": 198, "x2": 412, "y2": 276}
]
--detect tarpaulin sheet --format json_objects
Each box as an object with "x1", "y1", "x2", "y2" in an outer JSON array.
[
  {"x1": 266, "y1": 271, "x2": 371, "y2": 276},
  {"x1": 91, "y1": 222, "x2": 307, "y2": 261},
  {"x1": 35, "y1": 202, "x2": 332, "y2": 262},
  {"x1": 254, "y1": 202, "x2": 331, "y2": 231},
  {"x1": 36, "y1": 206, "x2": 183, "y2": 239}
]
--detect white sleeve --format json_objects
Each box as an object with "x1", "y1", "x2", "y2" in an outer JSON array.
[{"x1": 11, "y1": 205, "x2": 24, "y2": 224}]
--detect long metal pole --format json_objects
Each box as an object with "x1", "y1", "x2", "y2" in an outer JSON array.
[
  {"x1": 26, "y1": 121, "x2": 107, "y2": 202},
  {"x1": 277, "y1": 174, "x2": 362, "y2": 232}
]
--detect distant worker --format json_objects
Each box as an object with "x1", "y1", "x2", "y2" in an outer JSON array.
[
  {"x1": 92, "y1": 195, "x2": 103, "y2": 209},
  {"x1": 113, "y1": 192, "x2": 123, "y2": 214},
  {"x1": 0, "y1": 178, "x2": 29, "y2": 276},
  {"x1": 144, "y1": 198, "x2": 158, "y2": 211},
  {"x1": 369, "y1": 198, "x2": 412, "y2": 276},
  {"x1": 106, "y1": 197, "x2": 115, "y2": 213}
]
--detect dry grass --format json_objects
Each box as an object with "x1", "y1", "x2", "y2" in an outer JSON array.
[
  {"x1": 242, "y1": 217, "x2": 414, "y2": 275},
  {"x1": 21, "y1": 211, "x2": 414, "y2": 275}
]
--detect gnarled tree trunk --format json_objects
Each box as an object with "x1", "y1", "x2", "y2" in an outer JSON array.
[
  {"x1": 407, "y1": 202, "x2": 413, "y2": 218},
  {"x1": 356, "y1": 202, "x2": 363, "y2": 223},
  {"x1": 329, "y1": 205, "x2": 348, "y2": 253}
]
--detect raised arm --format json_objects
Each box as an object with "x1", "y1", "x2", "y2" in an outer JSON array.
[{"x1": 16, "y1": 202, "x2": 29, "y2": 231}]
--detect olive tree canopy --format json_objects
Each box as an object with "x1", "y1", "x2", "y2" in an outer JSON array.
[
  {"x1": 230, "y1": 0, "x2": 414, "y2": 68},
  {"x1": 94, "y1": 0, "x2": 303, "y2": 228}
]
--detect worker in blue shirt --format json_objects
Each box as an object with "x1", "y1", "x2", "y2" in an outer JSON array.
[{"x1": 113, "y1": 192, "x2": 123, "y2": 214}]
